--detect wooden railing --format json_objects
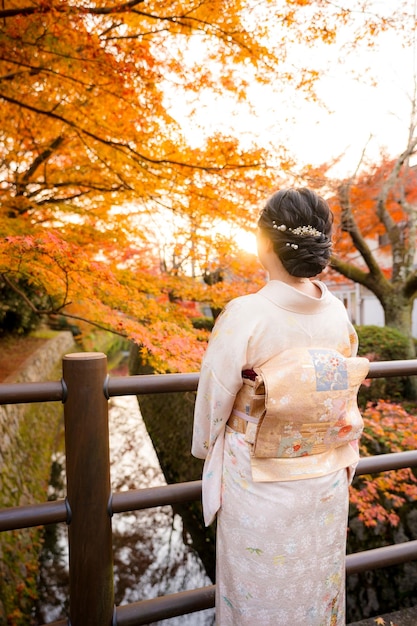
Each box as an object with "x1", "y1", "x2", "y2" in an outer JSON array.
[{"x1": 1, "y1": 353, "x2": 417, "y2": 625}]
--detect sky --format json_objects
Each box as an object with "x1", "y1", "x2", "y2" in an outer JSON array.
[
  {"x1": 168, "y1": 7, "x2": 416, "y2": 179},
  {"x1": 166, "y1": 1, "x2": 417, "y2": 253}
]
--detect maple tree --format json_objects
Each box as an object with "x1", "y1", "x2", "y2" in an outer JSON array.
[
  {"x1": 350, "y1": 400, "x2": 417, "y2": 528},
  {"x1": 305, "y1": 1, "x2": 417, "y2": 363},
  {"x1": 0, "y1": 1, "x2": 415, "y2": 371},
  {"x1": 325, "y1": 138, "x2": 417, "y2": 360},
  {"x1": 0, "y1": 0, "x2": 278, "y2": 371}
]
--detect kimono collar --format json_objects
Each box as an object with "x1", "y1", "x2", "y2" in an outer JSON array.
[{"x1": 258, "y1": 279, "x2": 331, "y2": 314}]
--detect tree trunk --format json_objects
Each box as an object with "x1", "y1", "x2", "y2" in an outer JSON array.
[
  {"x1": 383, "y1": 295, "x2": 415, "y2": 356},
  {"x1": 382, "y1": 294, "x2": 417, "y2": 398}
]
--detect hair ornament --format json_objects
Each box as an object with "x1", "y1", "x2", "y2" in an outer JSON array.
[
  {"x1": 286, "y1": 242, "x2": 298, "y2": 250},
  {"x1": 289, "y1": 225, "x2": 323, "y2": 238},
  {"x1": 271, "y1": 221, "x2": 323, "y2": 238},
  {"x1": 272, "y1": 221, "x2": 287, "y2": 231}
]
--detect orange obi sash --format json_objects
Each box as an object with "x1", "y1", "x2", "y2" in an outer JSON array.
[{"x1": 227, "y1": 348, "x2": 369, "y2": 482}]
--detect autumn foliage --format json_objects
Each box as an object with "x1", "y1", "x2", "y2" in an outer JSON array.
[
  {"x1": 350, "y1": 401, "x2": 417, "y2": 528},
  {"x1": 330, "y1": 157, "x2": 417, "y2": 264},
  {"x1": 0, "y1": 0, "x2": 277, "y2": 370},
  {"x1": 323, "y1": 153, "x2": 417, "y2": 357},
  {"x1": 1, "y1": 1, "x2": 416, "y2": 371}
]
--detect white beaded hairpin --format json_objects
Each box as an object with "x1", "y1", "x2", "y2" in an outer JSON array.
[
  {"x1": 272, "y1": 223, "x2": 287, "y2": 232},
  {"x1": 272, "y1": 222, "x2": 323, "y2": 238}
]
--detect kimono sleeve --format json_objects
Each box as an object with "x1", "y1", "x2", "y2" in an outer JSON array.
[
  {"x1": 348, "y1": 319, "x2": 359, "y2": 357},
  {"x1": 346, "y1": 319, "x2": 364, "y2": 482},
  {"x1": 191, "y1": 299, "x2": 250, "y2": 460}
]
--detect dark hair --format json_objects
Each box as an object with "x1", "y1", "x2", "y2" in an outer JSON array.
[{"x1": 257, "y1": 187, "x2": 333, "y2": 277}]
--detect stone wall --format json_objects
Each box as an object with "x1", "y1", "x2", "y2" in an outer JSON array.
[
  {"x1": 0, "y1": 331, "x2": 74, "y2": 503},
  {"x1": 3, "y1": 331, "x2": 75, "y2": 385},
  {"x1": 0, "y1": 331, "x2": 75, "y2": 626}
]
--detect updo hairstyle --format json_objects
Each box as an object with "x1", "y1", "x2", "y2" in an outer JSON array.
[{"x1": 257, "y1": 188, "x2": 333, "y2": 278}]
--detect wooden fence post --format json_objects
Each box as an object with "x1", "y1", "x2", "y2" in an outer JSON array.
[{"x1": 63, "y1": 352, "x2": 114, "y2": 625}]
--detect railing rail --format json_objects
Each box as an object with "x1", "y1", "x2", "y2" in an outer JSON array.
[
  {"x1": 0, "y1": 355, "x2": 417, "y2": 625},
  {"x1": 2, "y1": 359, "x2": 416, "y2": 407},
  {"x1": 4, "y1": 450, "x2": 417, "y2": 533}
]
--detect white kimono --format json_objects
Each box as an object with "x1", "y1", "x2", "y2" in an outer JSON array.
[{"x1": 192, "y1": 280, "x2": 365, "y2": 626}]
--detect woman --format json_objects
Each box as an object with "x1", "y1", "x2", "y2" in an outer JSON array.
[{"x1": 192, "y1": 188, "x2": 369, "y2": 625}]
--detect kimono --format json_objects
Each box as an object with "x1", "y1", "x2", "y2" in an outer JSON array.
[{"x1": 192, "y1": 279, "x2": 368, "y2": 626}]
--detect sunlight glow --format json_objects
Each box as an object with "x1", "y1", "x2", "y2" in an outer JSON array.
[{"x1": 233, "y1": 229, "x2": 258, "y2": 255}]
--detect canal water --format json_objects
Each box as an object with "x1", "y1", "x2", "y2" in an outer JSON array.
[{"x1": 36, "y1": 370, "x2": 215, "y2": 625}]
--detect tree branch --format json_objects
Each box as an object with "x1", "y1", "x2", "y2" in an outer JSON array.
[
  {"x1": 377, "y1": 136, "x2": 417, "y2": 229},
  {"x1": 375, "y1": 137, "x2": 417, "y2": 279},
  {"x1": 1, "y1": 273, "x2": 129, "y2": 338},
  {"x1": 55, "y1": 312, "x2": 129, "y2": 338},
  {"x1": 329, "y1": 255, "x2": 389, "y2": 303},
  {"x1": 0, "y1": 92, "x2": 261, "y2": 173},
  {"x1": 0, "y1": 0, "x2": 146, "y2": 19},
  {"x1": 330, "y1": 255, "x2": 369, "y2": 286},
  {"x1": 19, "y1": 136, "x2": 65, "y2": 187},
  {"x1": 1, "y1": 274, "x2": 54, "y2": 314},
  {"x1": 337, "y1": 181, "x2": 386, "y2": 281},
  {"x1": 404, "y1": 271, "x2": 417, "y2": 300}
]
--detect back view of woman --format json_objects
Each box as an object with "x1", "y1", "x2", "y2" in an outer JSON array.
[{"x1": 192, "y1": 188, "x2": 369, "y2": 625}]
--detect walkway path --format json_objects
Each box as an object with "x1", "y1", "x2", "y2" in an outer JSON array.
[{"x1": 348, "y1": 605, "x2": 417, "y2": 625}]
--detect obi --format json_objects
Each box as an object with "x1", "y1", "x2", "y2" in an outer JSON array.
[{"x1": 228, "y1": 347, "x2": 370, "y2": 482}]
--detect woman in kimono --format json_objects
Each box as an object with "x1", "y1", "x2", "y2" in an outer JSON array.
[{"x1": 192, "y1": 188, "x2": 369, "y2": 625}]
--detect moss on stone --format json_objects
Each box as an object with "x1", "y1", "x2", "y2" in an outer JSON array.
[
  {"x1": 0, "y1": 374, "x2": 64, "y2": 625},
  {"x1": 128, "y1": 344, "x2": 216, "y2": 582},
  {"x1": 0, "y1": 331, "x2": 76, "y2": 625}
]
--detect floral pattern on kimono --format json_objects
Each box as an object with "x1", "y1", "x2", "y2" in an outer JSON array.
[{"x1": 192, "y1": 279, "x2": 364, "y2": 626}]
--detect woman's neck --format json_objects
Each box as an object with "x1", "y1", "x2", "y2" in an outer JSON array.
[{"x1": 267, "y1": 266, "x2": 321, "y2": 298}]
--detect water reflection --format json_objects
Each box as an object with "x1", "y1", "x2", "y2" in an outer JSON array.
[
  {"x1": 109, "y1": 395, "x2": 214, "y2": 625},
  {"x1": 37, "y1": 394, "x2": 214, "y2": 625}
]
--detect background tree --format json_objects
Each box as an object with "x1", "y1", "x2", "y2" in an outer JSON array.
[
  {"x1": 327, "y1": 137, "x2": 417, "y2": 359},
  {"x1": 0, "y1": 0, "x2": 281, "y2": 370},
  {"x1": 1, "y1": 0, "x2": 416, "y2": 371}
]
